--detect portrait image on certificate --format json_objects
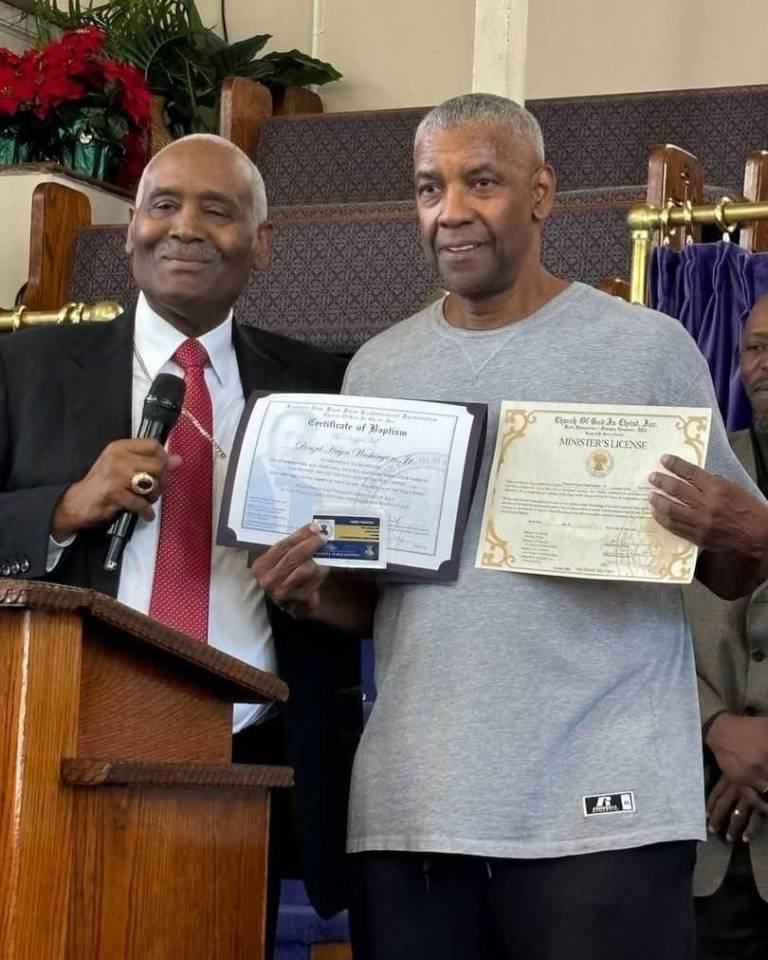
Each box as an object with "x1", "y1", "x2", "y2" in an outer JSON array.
[
  {"x1": 475, "y1": 402, "x2": 711, "y2": 584},
  {"x1": 218, "y1": 393, "x2": 486, "y2": 580}
]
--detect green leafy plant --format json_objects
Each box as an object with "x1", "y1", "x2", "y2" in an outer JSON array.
[{"x1": 32, "y1": 0, "x2": 342, "y2": 135}]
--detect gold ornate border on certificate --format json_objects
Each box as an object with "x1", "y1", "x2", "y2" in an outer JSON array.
[
  {"x1": 480, "y1": 408, "x2": 537, "y2": 568},
  {"x1": 481, "y1": 520, "x2": 517, "y2": 568},
  {"x1": 675, "y1": 415, "x2": 708, "y2": 466},
  {"x1": 664, "y1": 542, "x2": 696, "y2": 581},
  {"x1": 618, "y1": 521, "x2": 697, "y2": 581},
  {"x1": 500, "y1": 408, "x2": 537, "y2": 463}
]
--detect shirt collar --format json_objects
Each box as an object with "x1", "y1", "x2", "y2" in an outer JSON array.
[{"x1": 133, "y1": 292, "x2": 234, "y2": 387}]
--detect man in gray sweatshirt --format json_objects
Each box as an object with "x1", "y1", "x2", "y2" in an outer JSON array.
[{"x1": 254, "y1": 94, "x2": 768, "y2": 960}]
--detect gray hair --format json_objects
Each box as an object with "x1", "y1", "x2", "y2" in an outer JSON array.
[
  {"x1": 415, "y1": 93, "x2": 545, "y2": 165},
  {"x1": 134, "y1": 133, "x2": 268, "y2": 225}
]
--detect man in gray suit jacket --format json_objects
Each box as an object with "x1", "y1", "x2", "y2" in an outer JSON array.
[{"x1": 688, "y1": 294, "x2": 768, "y2": 958}]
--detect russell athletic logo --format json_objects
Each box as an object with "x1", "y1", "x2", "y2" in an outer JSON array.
[{"x1": 583, "y1": 792, "x2": 636, "y2": 817}]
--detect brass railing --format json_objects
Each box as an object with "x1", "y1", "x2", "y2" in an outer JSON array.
[
  {"x1": 0, "y1": 301, "x2": 123, "y2": 333},
  {"x1": 627, "y1": 198, "x2": 768, "y2": 304}
]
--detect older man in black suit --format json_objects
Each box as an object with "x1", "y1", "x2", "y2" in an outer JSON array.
[
  {"x1": 688, "y1": 293, "x2": 768, "y2": 959},
  {"x1": 0, "y1": 134, "x2": 360, "y2": 947}
]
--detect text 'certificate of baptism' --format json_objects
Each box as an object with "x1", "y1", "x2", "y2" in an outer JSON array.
[
  {"x1": 475, "y1": 402, "x2": 711, "y2": 584},
  {"x1": 218, "y1": 393, "x2": 486, "y2": 580}
]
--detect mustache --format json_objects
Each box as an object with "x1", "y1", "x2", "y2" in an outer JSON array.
[{"x1": 157, "y1": 240, "x2": 219, "y2": 262}]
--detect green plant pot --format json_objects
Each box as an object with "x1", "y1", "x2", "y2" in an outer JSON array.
[
  {"x1": 54, "y1": 127, "x2": 124, "y2": 183},
  {"x1": 0, "y1": 129, "x2": 37, "y2": 165}
]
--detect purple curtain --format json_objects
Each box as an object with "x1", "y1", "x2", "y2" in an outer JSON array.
[{"x1": 650, "y1": 241, "x2": 768, "y2": 430}]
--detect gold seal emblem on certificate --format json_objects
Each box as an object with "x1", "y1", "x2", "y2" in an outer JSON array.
[{"x1": 586, "y1": 448, "x2": 614, "y2": 477}]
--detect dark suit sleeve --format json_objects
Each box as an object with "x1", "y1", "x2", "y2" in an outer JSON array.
[
  {"x1": 0, "y1": 344, "x2": 70, "y2": 579},
  {"x1": 271, "y1": 602, "x2": 362, "y2": 918},
  {"x1": 286, "y1": 340, "x2": 347, "y2": 394},
  {"x1": 253, "y1": 336, "x2": 359, "y2": 916}
]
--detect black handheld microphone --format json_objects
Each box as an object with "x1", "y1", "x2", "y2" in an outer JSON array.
[{"x1": 104, "y1": 373, "x2": 186, "y2": 573}]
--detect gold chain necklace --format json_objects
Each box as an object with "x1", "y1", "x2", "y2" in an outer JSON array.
[{"x1": 133, "y1": 343, "x2": 227, "y2": 460}]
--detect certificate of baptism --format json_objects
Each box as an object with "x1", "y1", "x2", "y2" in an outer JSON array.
[
  {"x1": 475, "y1": 403, "x2": 711, "y2": 584},
  {"x1": 219, "y1": 393, "x2": 487, "y2": 580}
]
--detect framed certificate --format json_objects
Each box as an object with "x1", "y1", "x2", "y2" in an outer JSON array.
[
  {"x1": 218, "y1": 393, "x2": 487, "y2": 581},
  {"x1": 475, "y1": 402, "x2": 711, "y2": 583}
]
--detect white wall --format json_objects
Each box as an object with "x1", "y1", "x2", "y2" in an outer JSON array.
[
  {"x1": 316, "y1": 0, "x2": 475, "y2": 112},
  {"x1": 201, "y1": 0, "x2": 476, "y2": 112},
  {"x1": 194, "y1": 0, "x2": 475, "y2": 112},
  {"x1": 0, "y1": 0, "x2": 36, "y2": 53},
  {"x1": 213, "y1": 0, "x2": 768, "y2": 111},
  {"x1": 526, "y1": 0, "x2": 768, "y2": 100},
  {"x1": 196, "y1": 0, "x2": 314, "y2": 56}
]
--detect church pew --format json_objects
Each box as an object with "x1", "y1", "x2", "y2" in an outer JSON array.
[
  {"x1": 219, "y1": 79, "x2": 763, "y2": 208},
  {"x1": 22, "y1": 181, "x2": 681, "y2": 339}
]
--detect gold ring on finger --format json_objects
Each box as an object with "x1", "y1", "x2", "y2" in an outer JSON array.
[{"x1": 130, "y1": 471, "x2": 158, "y2": 497}]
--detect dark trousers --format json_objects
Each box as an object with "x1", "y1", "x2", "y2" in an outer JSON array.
[
  {"x1": 695, "y1": 844, "x2": 768, "y2": 960},
  {"x1": 349, "y1": 841, "x2": 696, "y2": 960},
  {"x1": 232, "y1": 713, "x2": 299, "y2": 960}
]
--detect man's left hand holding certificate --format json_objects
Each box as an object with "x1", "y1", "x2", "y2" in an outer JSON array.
[{"x1": 218, "y1": 393, "x2": 487, "y2": 580}]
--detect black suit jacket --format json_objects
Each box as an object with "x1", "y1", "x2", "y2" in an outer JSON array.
[{"x1": 0, "y1": 305, "x2": 361, "y2": 917}]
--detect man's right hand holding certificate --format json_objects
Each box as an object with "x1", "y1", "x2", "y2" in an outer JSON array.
[{"x1": 649, "y1": 453, "x2": 768, "y2": 598}]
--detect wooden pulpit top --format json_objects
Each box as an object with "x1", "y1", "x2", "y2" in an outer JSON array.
[{"x1": 0, "y1": 579, "x2": 288, "y2": 704}]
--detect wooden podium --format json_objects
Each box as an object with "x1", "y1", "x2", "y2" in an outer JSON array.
[{"x1": 0, "y1": 580, "x2": 292, "y2": 959}]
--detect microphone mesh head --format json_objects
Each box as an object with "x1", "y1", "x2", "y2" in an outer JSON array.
[{"x1": 142, "y1": 373, "x2": 186, "y2": 428}]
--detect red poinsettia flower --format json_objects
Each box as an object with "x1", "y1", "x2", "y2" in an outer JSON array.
[
  {"x1": 0, "y1": 58, "x2": 37, "y2": 117},
  {"x1": 0, "y1": 47, "x2": 21, "y2": 69},
  {"x1": 3, "y1": 27, "x2": 152, "y2": 185},
  {"x1": 38, "y1": 41, "x2": 74, "y2": 72},
  {"x1": 103, "y1": 60, "x2": 152, "y2": 127},
  {"x1": 60, "y1": 26, "x2": 105, "y2": 60},
  {"x1": 35, "y1": 28, "x2": 105, "y2": 83},
  {"x1": 117, "y1": 127, "x2": 149, "y2": 189},
  {"x1": 120, "y1": 82, "x2": 152, "y2": 129},
  {"x1": 35, "y1": 62, "x2": 87, "y2": 114}
]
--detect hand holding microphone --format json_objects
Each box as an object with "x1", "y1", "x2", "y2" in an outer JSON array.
[
  {"x1": 49, "y1": 374, "x2": 186, "y2": 569},
  {"x1": 103, "y1": 373, "x2": 186, "y2": 572}
]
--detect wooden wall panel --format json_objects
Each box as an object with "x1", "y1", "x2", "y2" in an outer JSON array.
[
  {"x1": 219, "y1": 77, "x2": 273, "y2": 159},
  {"x1": 23, "y1": 182, "x2": 91, "y2": 310},
  {"x1": 741, "y1": 150, "x2": 768, "y2": 252},
  {"x1": 646, "y1": 144, "x2": 704, "y2": 248},
  {"x1": 272, "y1": 86, "x2": 323, "y2": 115}
]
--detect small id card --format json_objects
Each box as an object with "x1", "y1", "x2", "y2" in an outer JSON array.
[{"x1": 312, "y1": 509, "x2": 387, "y2": 569}]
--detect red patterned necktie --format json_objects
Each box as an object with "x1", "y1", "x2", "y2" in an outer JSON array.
[{"x1": 149, "y1": 338, "x2": 213, "y2": 642}]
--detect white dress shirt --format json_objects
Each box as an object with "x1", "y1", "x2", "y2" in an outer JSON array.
[{"x1": 53, "y1": 293, "x2": 275, "y2": 730}]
